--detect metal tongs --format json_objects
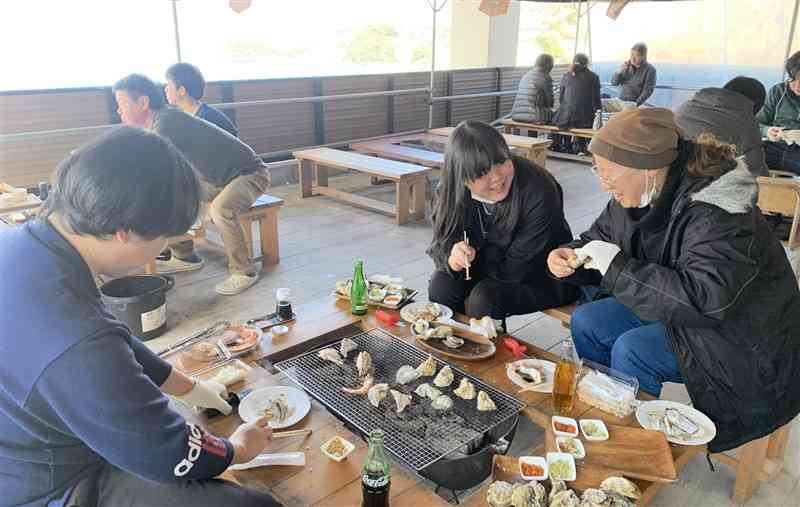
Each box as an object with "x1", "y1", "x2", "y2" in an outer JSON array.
[{"x1": 157, "y1": 320, "x2": 231, "y2": 357}]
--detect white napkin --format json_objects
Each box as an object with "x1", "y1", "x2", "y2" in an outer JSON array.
[{"x1": 228, "y1": 452, "x2": 306, "y2": 470}]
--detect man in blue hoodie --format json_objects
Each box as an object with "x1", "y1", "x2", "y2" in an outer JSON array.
[{"x1": 0, "y1": 127, "x2": 280, "y2": 506}]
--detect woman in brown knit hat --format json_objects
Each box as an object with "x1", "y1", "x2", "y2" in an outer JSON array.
[{"x1": 546, "y1": 107, "x2": 800, "y2": 455}]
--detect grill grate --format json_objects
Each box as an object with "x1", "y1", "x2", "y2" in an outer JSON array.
[{"x1": 274, "y1": 328, "x2": 524, "y2": 471}]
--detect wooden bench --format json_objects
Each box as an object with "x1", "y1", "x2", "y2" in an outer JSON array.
[
  {"x1": 428, "y1": 127, "x2": 551, "y2": 169},
  {"x1": 293, "y1": 147, "x2": 431, "y2": 225},
  {"x1": 542, "y1": 303, "x2": 576, "y2": 328},
  {"x1": 500, "y1": 119, "x2": 596, "y2": 164},
  {"x1": 757, "y1": 171, "x2": 800, "y2": 280}
]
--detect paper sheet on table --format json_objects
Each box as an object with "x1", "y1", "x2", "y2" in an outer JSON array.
[{"x1": 228, "y1": 452, "x2": 306, "y2": 470}]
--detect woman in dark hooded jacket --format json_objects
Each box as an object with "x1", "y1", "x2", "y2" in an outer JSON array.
[
  {"x1": 510, "y1": 53, "x2": 555, "y2": 125},
  {"x1": 547, "y1": 107, "x2": 800, "y2": 453},
  {"x1": 427, "y1": 120, "x2": 578, "y2": 319},
  {"x1": 551, "y1": 53, "x2": 601, "y2": 155}
]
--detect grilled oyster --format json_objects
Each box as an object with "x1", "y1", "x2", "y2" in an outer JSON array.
[
  {"x1": 412, "y1": 318, "x2": 430, "y2": 336},
  {"x1": 600, "y1": 477, "x2": 641, "y2": 500},
  {"x1": 356, "y1": 351, "x2": 372, "y2": 377},
  {"x1": 414, "y1": 382, "x2": 442, "y2": 400},
  {"x1": 433, "y1": 365, "x2": 454, "y2": 388},
  {"x1": 486, "y1": 481, "x2": 514, "y2": 507},
  {"x1": 477, "y1": 390, "x2": 497, "y2": 411},
  {"x1": 367, "y1": 383, "x2": 389, "y2": 408},
  {"x1": 430, "y1": 325, "x2": 453, "y2": 338},
  {"x1": 602, "y1": 491, "x2": 635, "y2": 507},
  {"x1": 318, "y1": 348, "x2": 344, "y2": 366},
  {"x1": 390, "y1": 389, "x2": 412, "y2": 414},
  {"x1": 339, "y1": 337, "x2": 358, "y2": 358},
  {"x1": 444, "y1": 335, "x2": 465, "y2": 348},
  {"x1": 454, "y1": 377, "x2": 477, "y2": 400},
  {"x1": 415, "y1": 354, "x2": 437, "y2": 377},
  {"x1": 580, "y1": 488, "x2": 608, "y2": 507},
  {"x1": 395, "y1": 365, "x2": 421, "y2": 385},
  {"x1": 549, "y1": 480, "x2": 567, "y2": 504},
  {"x1": 550, "y1": 490, "x2": 581, "y2": 507},
  {"x1": 511, "y1": 481, "x2": 547, "y2": 507},
  {"x1": 430, "y1": 395, "x2": 453, "y2": 411}
]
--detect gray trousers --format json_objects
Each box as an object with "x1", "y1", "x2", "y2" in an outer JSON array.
[{"x1": 64, "y1": 463, "x2": 282, "y2": 507}]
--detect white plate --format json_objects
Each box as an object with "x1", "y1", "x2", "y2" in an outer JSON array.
[
  {"x1": 239, "y1": 386, "x2": 311, "y2": 429},
  {"x1": 636, "y1": 400, "x2": 717, "y2": 446},
  {"x1": 506, "y1": 359, "x2": 557, "y2": 393},
  {"x1": 547, "y1": 452, "x2": 577, "y2": 482},
  {"x1": 399, "y1": 301, "x2": 453, "y2": 324}
]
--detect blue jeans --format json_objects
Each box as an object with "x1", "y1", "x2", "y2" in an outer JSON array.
[{"x1": 570, "y1": 297, "x2": 682, "y2": 397}]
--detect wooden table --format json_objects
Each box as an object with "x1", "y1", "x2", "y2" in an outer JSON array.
[
  {"x1": 350, "y1": 131, "x2": 551, "y2": 170},
  {"x1": 0, "y1": 193, "x2": 41, "y2": 214},
  {"x1": 168, "y1": 298, "x2": 700, "y2": 505}
]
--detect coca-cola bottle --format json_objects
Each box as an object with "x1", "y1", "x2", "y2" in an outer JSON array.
[{"x1": 362, "y1": 429, "x2": 391, "y2": 507}]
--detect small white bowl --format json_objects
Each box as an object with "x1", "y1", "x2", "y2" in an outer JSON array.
[
  {"x1": 552, "y1": 415, "x2": 579, "y2": 437},
  {"x1": 547, "y1": 452, "x2": 577, "y2": 482},
  {"x1": 556, "y1": 436, "x2": 586, "y2": 459},
  {"x1": 271, "y1": 325, "x2": 289, "y2": 337},
  {"x1": 518, "y1": 455, "x2": 548, "y2": 481},
  {"x1": 320, "y1": 436, "x2": 355, "y2": 462},
  {"x1": 579, "y1": 419, "x2": 610, "y2": 441}
]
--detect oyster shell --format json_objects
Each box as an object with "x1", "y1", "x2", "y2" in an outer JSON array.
[
  {"x1": 414, "y1": 382, "x2": 442, "y2": 400},
  {"x1": 433, "y1": 365, "x2": 454, "y2": 387},
  {"x1": 602, "y1": 491, "x2": 635, "y2": 507},
  {"x1": 549, "y1": 480, "x2": 567, "y2": 504},
  {"x1": 430, "y1": 395, "x2": 453, "y2": 411},
  {"x1": 477, "y1": 390, "x2": 497, "y2": 411},
  {"x1": 486, "y1": 481, "x2": 514, "y2": 507},
  {"x1": 444, "y1": 335, "x2": 465, "y2": 348},
  {"x1": 367, "y1": 383, "x2": 389, "y2": 408},
  {"x1": 431, "y1": 325, "x2": 453, "y2": 338},
  {"x1": 580, "y1": 488, "x2": 608, "y2": 507},
  {"x1": 318, "y1": 348, "x2": 344, "y2": 366},
  {"x1": 390, "y1": 389, "x2": 412, "y2": 414},
  {"x1": 600, "y1": 477, "x2": 641, "y2": 500},
  {"x1": 415, "y1": 354, "x2": 437, "y2": 377},
  {"x1": 339, "y1": 337, "x2": 358, "y2": 358},
  {"x1": 550, "y1": 490, "x2": 581, "y2": 507},
  {"x1": 509, "y1": 482, "x2": 547, "y2": 507},
  {"x1": 356, "y1": 351, "x2": 372, "y2": 377},
  {"x1": 412, "y1": 318, "x2": 430, "y2": 335},
  {"x1": 395, "y1": 365, "x2": 421, "y2": 385},
  {"x1": 454, "y1": 377, "x2": 477, "y2": 400}
]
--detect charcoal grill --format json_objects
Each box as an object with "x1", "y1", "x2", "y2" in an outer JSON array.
[{"x1": 274, "y1": 328, "x2": 524, "y2": 476}]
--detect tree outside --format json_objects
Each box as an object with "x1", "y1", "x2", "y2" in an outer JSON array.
[{"x1": 342, "y1": 24, "x2": 400, "y2": 64}]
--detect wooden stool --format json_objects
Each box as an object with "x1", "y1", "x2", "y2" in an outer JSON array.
[
  {"x1": 238, "y1": 194, "x2": 284, "y2": 266},
  {"x1": 144, "y1": 226, "x2": 206, "y2": 274}
]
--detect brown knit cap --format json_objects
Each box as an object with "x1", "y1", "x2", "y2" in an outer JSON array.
[{"x1": 588, "y1": 107, "x2": 683, "y2": 169}]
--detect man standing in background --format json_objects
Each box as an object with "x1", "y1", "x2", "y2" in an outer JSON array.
[
  {"x1": 612, "y1": 42, "x2": 657, "y2": 106},
  {"x1": 165, "y1": 62, "x2": 239, "y2": 137}
]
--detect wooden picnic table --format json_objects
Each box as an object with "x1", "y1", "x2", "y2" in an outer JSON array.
[{"x1": 161, "y1": 296, "x2": 708, "y2": 506}]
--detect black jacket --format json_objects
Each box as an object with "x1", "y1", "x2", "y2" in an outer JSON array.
[
  {"x1": 552, "y1": 66, "x2": 602, "y2": 129},
  {"x1": 429, "y1": 156, "x2": 574, "y2": 288},
  {"x1": 612, "y1": 61, "x2": 657, "y2": 105},
  {"x1": 511, "y1": 68, "x2": 554, "y2": 124},
  {"x1": 676, "y1": 88, "x2": 768, "y2": 176},
  {"x1": 562, "y1": 160, "x2": 800, "y2": 453}
]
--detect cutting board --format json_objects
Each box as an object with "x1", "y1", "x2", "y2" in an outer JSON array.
[
  {"x1": 415, "y1": 335, "x2": 495, "y2": 361},
  {"x1": 546, "y1": 424, "x2": 677, "y2": 483}
]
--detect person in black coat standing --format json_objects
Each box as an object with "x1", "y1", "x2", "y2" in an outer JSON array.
[
  {"x1": 427, "y1": 121, "x2": 578, "y2": 319},
  {"x1": 551, "y1": 53, "x2": 601, "y2": 155}
]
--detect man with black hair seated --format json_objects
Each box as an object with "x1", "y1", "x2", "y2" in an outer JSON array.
[
  {"x1": 0, "y1": 127, "x2": 281, "y2": 506},
  {"x1": 676, "y1": 76, "x2": 768, "y2": 176},
  {"x1": 758, "y1": 51, "x2": 800, "y2": 175},
  {"x1": 165, "y1": 62, "x2": 238, "y2": 137},
  {"x1": 113, "y1": 73, "x2": 270, "y2": 295}
]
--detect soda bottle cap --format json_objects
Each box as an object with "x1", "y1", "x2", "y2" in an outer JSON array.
[{"x1": 276, "y1": 288, "x2": 291, "y2": 302}]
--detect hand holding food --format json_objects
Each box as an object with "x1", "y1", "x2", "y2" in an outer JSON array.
[
  {"x1": 547, "y1": 248, "x2": 579, "y2": 278},
  {"x1": 768, "y1": 126, "x2": 785, "y2": 142},
  {"x1": 576, "y1": 240, "x2": 621, "y2": 276},
  {"x1": 229, "y1": 417, "x2": 273, "y2": 465},
  {"x1": 178, "y1": 379, "x2": 232, "y2": 415},
  {"x1": 448, "y1": 241, "x2": 476, "y2": 272}
]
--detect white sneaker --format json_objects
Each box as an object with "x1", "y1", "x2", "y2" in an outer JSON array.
[
  {"x1": 156, "y1": 256, "x2": 204, "y2": 274},
  {"x1": 215, "y1": 274, "x2": 258, "y2": 296}
]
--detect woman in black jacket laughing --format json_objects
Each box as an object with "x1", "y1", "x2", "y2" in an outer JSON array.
[
  {"x1": 427, "y1": 120, "x2": 578, "y2": 319},
  {"x1": 547, "y1": 107, "x2": 800, "y2": 453}
]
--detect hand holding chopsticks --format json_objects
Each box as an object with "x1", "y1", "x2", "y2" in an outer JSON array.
[{"x1": 463, "y1": 231, "x2": 471, "y2": 281}]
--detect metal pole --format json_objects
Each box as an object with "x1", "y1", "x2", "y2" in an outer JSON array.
[
  {"x1": 587, "y1": 1, "x2": 593, "y2": 63},
  {"x1": 171, "y1": 0, "x2": 182, "y2": 62},
  {"x1": 428, "y1": 1, "x2": 437, "y2": 129},
  {"x1": 786, "y1": 0, "x2": 800, "y2": 75},
  {"x1": 574, "y1": 1, "x2": 583, "y2": 57}
]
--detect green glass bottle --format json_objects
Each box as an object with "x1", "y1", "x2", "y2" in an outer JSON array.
[
  {"x1": 361, "y1": 429, "x2": 391, "y2": 507},
  {"x1": 351, "y1": 259, "x2": 368, "y2": 316}
]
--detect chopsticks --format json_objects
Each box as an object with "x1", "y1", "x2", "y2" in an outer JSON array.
[
  {"x1": 157, "y1": 320, "x2": 230, "y2": 357},
  {"x1": 272, "y1": 429, "x2": 313, "y2": 439},
  {"x1": 463, "y1": 231, "x2": 471, "y2": 281}
]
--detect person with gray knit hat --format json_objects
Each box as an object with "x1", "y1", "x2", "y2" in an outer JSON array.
[
  {"x1": 611, "y1": 42, "x2": 657, "y2": 106},
  {"x1": 546, "y1": 107, "x2": 800, "y2": 455}
]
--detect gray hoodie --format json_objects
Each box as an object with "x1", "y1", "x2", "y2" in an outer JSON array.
[
  {"x1": 676, "y1": 87, "x2": 768, "y2": 176},
  {"x1": 611, "y1": 61, "x2": 657, "y2": 105}
]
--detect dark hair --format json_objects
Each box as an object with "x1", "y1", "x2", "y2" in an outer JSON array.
[
  {"x1": 534, "y1": 53, "x2": 554, "y2": 74},
  {"x1": 431, "y1": 121, "x2": 514, "y2": 243},
  {"x1": 112, "y1": 73, "x2": 165, "y2": 110},
  {"x1": 166, "y1": 62, "x2": 206, "y2": 100},
  {"x1": 686, "y1": 133, "x2": 738, "y2": 178},
  {"x1": 723, "y1": 76, "x2": 766, "y2": 114},
  {"x1": 570, "y1": 53, "x2": 589, "y2": 74},
  {"x1": 631, "y1": 42, "x2": 648, "y2": 59},
  {"x1": 40, "y1": 126, "x2": 200, "y2": 240},
  {"x1": 787, "y1": 51, "x2": 800, "y2": 80}
]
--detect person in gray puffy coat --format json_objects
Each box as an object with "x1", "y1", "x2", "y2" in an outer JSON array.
[{"x1": 510, "y1": 53, "x2": 555, "y2": 125}]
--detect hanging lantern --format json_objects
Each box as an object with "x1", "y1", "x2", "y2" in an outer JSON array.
[
  {"x1": 607, "y1": 0, "x2": 633, "y2": 20},
  {"x1": 230, "y1": 0, "x2": 251, "y2": 14},
  {"x1": 479, "y1": 0, "x2": 510, "y2": 17}
]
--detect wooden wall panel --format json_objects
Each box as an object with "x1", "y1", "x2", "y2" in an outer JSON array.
[
  {"x1": 322, "y1": 75, "x2": 391, "y2": 144},
  {"x1": 449, "y1": 68, "x2": 497, "y2": 125},
  {"x1": 393, "y1": 71, "x2": 447, "y2": 132},
  {"x1": 0, "y1": 90, "x2": 111, "y2": 135}
]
